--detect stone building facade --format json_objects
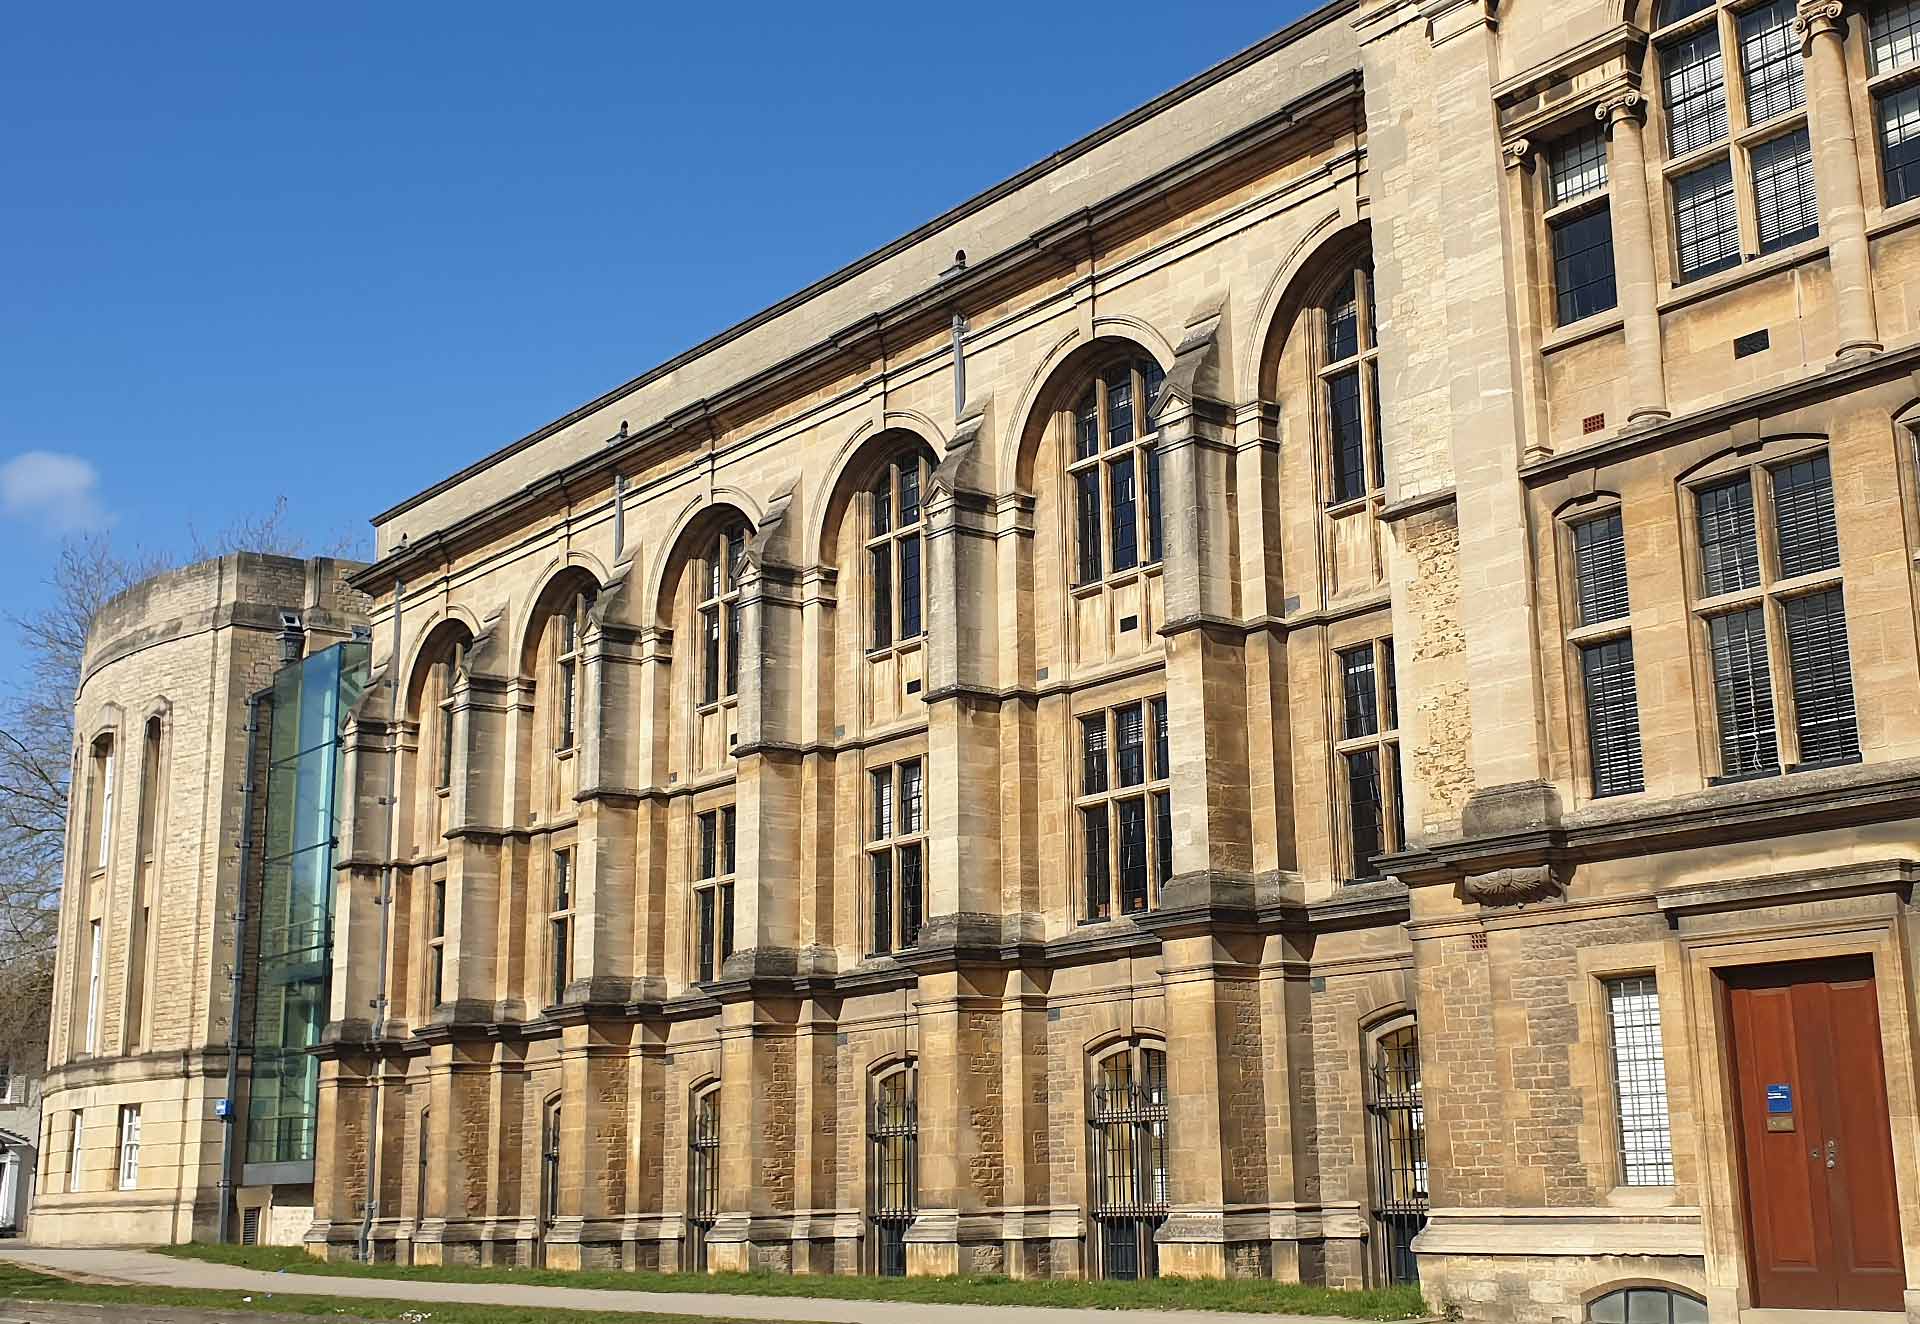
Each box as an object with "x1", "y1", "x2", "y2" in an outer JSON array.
[
  {"x1": 39, "y1": 0, "x2": 1920, "y2": 1318},
  {"x1": 34, "y1": 555, "x2": 367, "y2": 1247}
]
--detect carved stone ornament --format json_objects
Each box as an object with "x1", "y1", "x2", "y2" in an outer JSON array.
[
  {"x1": 1503, "y1": 138, "x2": 1535, "y2": 171},
  {"x1": 1460, "y1": 864, "x2": 1564, "y2": 906},
  {"x1": 1792, "y1": 0, "x2": 1845, "y2": 44},
  {"x1": 1594, "y1": 90, "x2": 1644, "y2": 126}
]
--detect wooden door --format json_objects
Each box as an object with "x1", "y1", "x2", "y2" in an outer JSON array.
[{"x1": 1724, "y1": 958, "x2": 1905, "y2": 1312}]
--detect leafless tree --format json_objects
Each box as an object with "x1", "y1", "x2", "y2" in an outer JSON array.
[{"x1": 0, "y1": 501, "x2": 360, "y2": 1077}]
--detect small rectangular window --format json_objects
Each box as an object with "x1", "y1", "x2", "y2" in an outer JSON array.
[
  {"x1": 1771, "y1": 452, "x2": 1839, "y2": 578},
  {"x1": 1550, "y1": 126, "x2": 1609, "y2": 205},
  {"x1": 871, "y1": 852, "x2": 893, "y2": 956},
  {"x1": 1341, "y1": 645, "x2": 1380, "y2": 739},
  {"x1": 1151, "y1": 697, "x2": 1169, "y2": 779},
  {"x1": 1346, "y1": 748, "x2": 1385, "y2": 878},
  {"x1": 1326, "y1": 368, "x2": 1367, "y2": 504},
  {"x1": 1880, "y1": 84, "x2": 1920, "y2": 205},
  {"x1": 117, "y1": 1105, "x2": 141, "y2": 1190},
  {"x1": 1144, "y1": 446, "x2": 1164, "y2": 565},
  {"x1": 696, "y1": 889, "x2": 716, "y2": 983},
  {"x1": 1673, "y1": 158, "x2": 1741, "y2": 281},
  {"x1": 898, "y1": 842, "x2": 923, "y2": 949},
  {"x1": 1326, "y1": 276, "x2": 1360, "y2": 362},
  {"x1": 1083, "y1": 805, "x2": 1112, "y2": 920},
  {"x1": 1115, "y1": 704, "x2": 1146, "y2": 787},
  {"x1": 1709, "y1": 606, "x2": 1780, "y2": 776},
  {"x1": 1738, "y1": 0, "x2": 1805, "y2": 123},
  {"x1": 898, "y1": 535, "x2": 922, "y2": 640},
  {"x1": 1697, "y1": 476, "x2": 1761, "y2": 596},
  {"x1": 1581, "y1": 637, "x2": 1646, "y2": 797},
  {"x1": 1154, "y1": 791, "x2": 1172, "y2": 888},
  {"x1": 1573, "y1": 511, "x2": 1631, "y2": 626},
  {"x1": 699, "y1": 810, "x2": 719, "y2": 880},
  {"x1": 700, "y1": 607, "x2": 721, "y2": 705},
  {"x1": 1075, "y1": 392, "x2": 1100, "y2": 461},
  {"x1": 552, "y1": 849, "x2": 571, "y2": 912},
  {"x1": 1872, "y1": 0, "x2": 1920, "y2": 71},
  {"x1": 871, "y1": 768, "x2": 895, "y2": 841},
  {"x1": 1663, "y1": 28, "x2": 1729, "y2": 156},
  {"x1": 1075, "y1": 469, "x2": 1103, "y2": 584},
  {"x1": 870, "y1": 546, "x2": 893, "y2": 648},
  {"x1": 1108, "y1": 458, "x2": 1139, "y2": 573},
  {"x1": 900, "y1": 760, "x2": 924, "y2": 835},
  {"x1": 1751, "y1": 129, "x2": 1819, "y2": 254},
  {"x1": 1104, "y1": 370, "x2": 1133, "y2": 451},
  {"x1": 1604, "y1": 976, "x2": 1674, "y2": 1187},
  {"x1": 1081, "y1": 714, "x2": 1109, "y2": 795},
  {"x1": 1116, "y1": 798, "x2": 1150, "y2": 915},
  {"x1": 1784, "y1": 588, "x2": 1859, "y2": 765},
  {"x1": 68, "y1": 1111, "x2": 83, "y2": 1194},
  {"x1": 1551, "y1": 206, "x2": 1618, "y2": 326}
]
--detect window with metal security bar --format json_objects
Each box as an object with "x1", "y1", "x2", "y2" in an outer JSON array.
[
  {"x1": 1566, "y1": 510, "x2": 1644, "y2": 798},
  {"x1": 687, "y1": 1086, "x2": 720, "y2": 1271},
  {"x1": 1078, "y1": 697, "x2": 1172, "y2": 919},
  {"x1": 1319, "y1": 261, "x2": 1386, "y2": 507},
  {"x1": 867, "y1": 1066, "x2": 917, "y2": 1276},
  {"x1": 1088, "y1": 1042, "x2": 1169, "y2": 1281},
  {"x1": 241, "y1": 1206, "x2": 262, "y2": 1246},
  {"x1": 1653, "y1": 0, "x2": 1820, "y2": 283},
  {"x1": 1604, "y1": 976, "x2": 1674, "y2": 1186},
  {"x1": 867, "y1": 759, "x2": 926, "y2": 955},
  {"x1": 692, "y1": 807, "x2": 736, "y2": 984},
  {"x1": 1367, "y1": 1023, "x2": 1428, "y2": 1287},
  {"x1": 1335, "y1": 639, "x2": 1403, "y2": 879},
  {"x1": 1750, "y1": 129, "x2": 1818, "y2": 254},
  {"x1": 1690, "y1": 450, "x2": 1857, "y2": 781}
]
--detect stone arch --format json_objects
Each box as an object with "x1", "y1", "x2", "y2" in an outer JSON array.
[
  {"x1": 807, "y1": 415, "x2": 946, "y2": 566},
  {"x1": 512, "y1": 554, "x2": 611, "y2": 677},
  {"x1": 645, "y1": 494, "x2": 765, "y2": 630},
  {"x1": 1254, "y1": 217, "x2": 1374, "y2": 403},
  {"x1": 1241, "y1": 205, "x2": 1357, "y2": 396},
  {"x1": 399, "y1": 609, "x2": 483, "y2": 718},
  {"x1": 1000, "y1": 317, "x2": 1176, "y2": 493}
]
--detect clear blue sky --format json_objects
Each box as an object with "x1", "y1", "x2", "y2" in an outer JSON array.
[{"x1": 1, "y1": 2, "x2": 1297, "y2": 675}]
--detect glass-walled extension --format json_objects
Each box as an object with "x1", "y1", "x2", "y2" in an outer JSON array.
[{"x1": 243, "y1": 641, "x2": 369, "y2": 1184}]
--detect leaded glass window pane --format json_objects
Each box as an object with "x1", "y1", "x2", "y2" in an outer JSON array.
[
  {"x1": 1771, "y1": 452, "x2": 1838, "y2": 578},
  {"x1": 1116, "y1": 704, "x2": 1146, "y2": 787},
  {"x1": 1347, "y1": 748, "x2": 1385, "y2": 878},
  {"x1": 1881, "y1": 84, "x2": 1920, "y2": 204},
  {"x1": 1327, "y1": 368, "x2": 1367, "y2": 503},
  {"x1": 1574, "y1": 510, "x2": 1631, "y2": 625},
  {"x1": 1785, "y1": 588, "x2": 1859, "y2": 765},
  {"x1": 1582, "y1": 637, "x2": 1646, "y2": 797},
  {"x1": 1872, "y1": 0, "x2": 1920, "y2": 71},
  {"x1": 1739, "y1": 0, "x2": 1805, "y2": 122},
  {"x1": 1341, "y1": 644, "x2": 1380, "y2": 739},
  {"x1": 1326, "y1": 275, "x2": 1360, "y2": 362},
  {"x1": 1697, "y1": 476, "x2": 1760, "y2": 596},
  {"x1": 1709, "y1": 606, "x2": 1779, "y2": 776},
  {"x1": 1553, "y1": 206, "x2": 1618, "y2": 325},
  {"x1": 1081, "y1": 713, "x2": 1109, "y2": 794},
  {"x1": 1551, "y1": 127, "x2": 1609, "y2": 205}
]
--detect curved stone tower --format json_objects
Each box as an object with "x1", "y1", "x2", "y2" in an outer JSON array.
[{"x1": 34, "y1": 553, "x2": 364, "y2": 1246}]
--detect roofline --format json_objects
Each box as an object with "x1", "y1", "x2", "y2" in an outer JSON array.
[{"x1": 368, "y1": 0, "x2": 1359, "y2": 528}]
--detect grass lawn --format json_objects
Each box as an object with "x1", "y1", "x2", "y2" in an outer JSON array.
[
  {"x1": 0, "y1": 1260, "x2": 770, "y2": 1324},
  {"x1": 157, "y1": 1242, "x2": 1433, "y2": 1319}
]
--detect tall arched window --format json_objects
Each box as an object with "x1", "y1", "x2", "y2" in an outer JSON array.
[
  {"x1": 868, "y1": 453, "x2": 929, "y2": 649},
  {"x1": 1071, "y1": 355, "x2": 1166, "y2": 585},
  {"x1": 1321, "y1": 261, "x2": 1384, "y2": 506},
  {"x1": 431, "y1": 637, "x2": 466, "y2": 788},
  {"x1": 88, "y1": 733, "x2": 115, "y2": 871},
  {"x1": 126, "y1": 715, "x2": 164, "y2": 1050},
  {"x1": 687, "y1": 1083, "x2": 721, "y2": 1270},
  {"x1": 553, "y1": 585, "x2": 596, "y2": 753},
  {"x1": 700, "y1": 524, "x2": 748, "y2": 706},
  {"x1": 1088, "y1": 1039, "x2": 1169, "y2": 1280},
  {"x1": 1366, "y1": 1021, "x2": 1428, "y2": 1286},
  {"x1": 868, "y1": 1062, "x2": 917, "y2": 1276}
]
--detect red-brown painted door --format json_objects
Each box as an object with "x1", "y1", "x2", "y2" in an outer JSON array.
[{"x1": 1725, "y1": 958, "x2": 1905, "y2": 1312}]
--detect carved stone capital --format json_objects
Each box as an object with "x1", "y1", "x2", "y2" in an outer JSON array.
[
  {"x1": 1460, "y1": 864, "x2": 1564, "y2": 906},
  {"x1": 1503, "y1": 137, "x2": 1536, "y2": 171},
  {"x1": 1595, "y1": 90, "x2": 1645, "y2": 130},
  {"x1": 1793, "y1": 0, "x2": 1845, "y2": 47}
]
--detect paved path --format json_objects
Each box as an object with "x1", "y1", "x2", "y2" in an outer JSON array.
[{"x1": 0, "y1": 1245, "x2": 1375, "y2": 1324}]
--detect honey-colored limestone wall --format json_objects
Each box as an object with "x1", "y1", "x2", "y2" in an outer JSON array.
[{"x1": 36, "y1": 555, "x2": 366, "y2": 1247}]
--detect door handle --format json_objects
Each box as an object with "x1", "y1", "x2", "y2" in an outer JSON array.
[{"x1": 1826, "y1": 1138, "x2": 1837, "y2": 1170}]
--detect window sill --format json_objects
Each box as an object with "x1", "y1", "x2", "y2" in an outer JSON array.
[
  {"x1": 1707, "y1": 766, "x2": 1781, "y2": 787},
  {"x1": 865, "y1": 636, "x2": 925, "y2": 661},
  {"x1": 553, "y1": 747, "x2": 576, "y2": 763},
  {"x1": 1071, "y1": 564, "x2": 1164, "y2": 598},
  {"x1": 1787, "y1": 752, "x2": 1862, "y2": 774},
  {"x1": 1657, "y1": 233, "x2": 1829, "y2": 316},
  {"x1": 1867, "y1": 195, "x2": 1920, "y2": 241},
  {"x1": 1540, "y1": 309, "x2": 1624, "y2": 356},
  {"x1": 1321, "y1": 493, "x2": 1383, "y2": 518}
]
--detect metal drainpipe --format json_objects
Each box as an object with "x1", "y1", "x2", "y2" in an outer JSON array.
[
  {"x1": 217, "y1": 685, "x2": 269, "y2": 1244},
  {"x1": 357, "y1": 582, "x2": 403, "y2": 1262}
]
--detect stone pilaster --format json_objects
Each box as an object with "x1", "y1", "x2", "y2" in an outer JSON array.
[
  {"x1": 571, "y1": 559, "x2": 644, "y2": 1004},
  {"x1": 711, "y1": 997, "x2": 800, "y2": 1272},
  {"x1": 1797, "y1": 0, "x2": 1883, "y2": 358},
  {"x1": 415, "y1": 1037, "x2": 495, "y2": 1265},
  {"x1": 1597, "y1": 93, "x2": 1670, "y2": 425},
  {"x1": 544, "y1": 1018, "x2": 632, "y2": 1269},
  {"x1": 907, "y1": 969, "x2": 1007, "y2": 1276}
]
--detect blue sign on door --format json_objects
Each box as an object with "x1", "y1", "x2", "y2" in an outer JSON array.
[{"x1": 1766, "y1": 1083, "x2": 1793, "y2": 1114}]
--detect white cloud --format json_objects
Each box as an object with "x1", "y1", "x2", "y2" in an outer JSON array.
[{"x1": 0, "y1": 450, "x2": 113, "y2": 535}]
